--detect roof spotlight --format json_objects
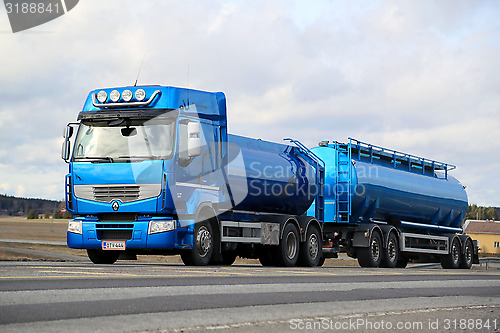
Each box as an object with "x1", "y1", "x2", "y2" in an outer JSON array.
[
  {"x1": 110, "y1": 90, "x2": 120, "y2": 102},
  {"x1": 122, "y1": 90, "x2": 133, "y2": 102},
  {"x1": 135, "y1": 89, "x2": 146, "y2": 101},
  {"x1": 96, "y1": 90, "x2": 107, "y2": 103}
]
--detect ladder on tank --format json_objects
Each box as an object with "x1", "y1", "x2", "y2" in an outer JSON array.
[
  {"x1": 334, "y1": 141, "x2": 352, "y2": 223},
  {"x1": 284, "y1": 138, "x2": 325, "y2": 223}
]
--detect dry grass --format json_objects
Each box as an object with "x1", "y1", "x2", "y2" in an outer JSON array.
[{"x1": 0, "y1": 217, "x2": 359, "y2": 265}]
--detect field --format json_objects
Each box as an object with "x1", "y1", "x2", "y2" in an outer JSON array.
[{"x1": 0, "y1": 217, "x2": 360, "y2": 265}]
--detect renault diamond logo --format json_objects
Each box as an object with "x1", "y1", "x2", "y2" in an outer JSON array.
[{"x1": 112, "y1": 201, "x2": 120, "y2": 211}]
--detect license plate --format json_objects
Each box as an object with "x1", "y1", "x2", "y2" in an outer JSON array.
[{"x1": 102, "y1": 241, "x2": 126, "y2": 250}]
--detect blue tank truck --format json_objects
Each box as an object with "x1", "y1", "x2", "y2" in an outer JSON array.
[{"x1": 62, "y1": 85, "x2": 479, "y2": 268}]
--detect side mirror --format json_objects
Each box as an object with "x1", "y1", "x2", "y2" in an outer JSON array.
[
  {"x1": 187, "y1": 122, "x2": 201, "y2": 158},
  {"x1": 61, "y1": 124, "x2": 75, "y2": 162},
  {"x1": 62, "y1": 137, "x2": 71, "y2": 161},
  {"x1": 63, "y1": 126, "x2": 74, "y2": 139}
]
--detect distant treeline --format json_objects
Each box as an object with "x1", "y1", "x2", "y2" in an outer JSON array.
[
  {"x1": 466, "y1": 204, "x2": 499, "y2": 220},
  {"x1": 0, "y1": 194, "x2": 66, "y2": 218}
]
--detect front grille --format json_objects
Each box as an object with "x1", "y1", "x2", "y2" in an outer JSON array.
[
  {"x1": 98, "y1": 230, "x2": 133, "y2": 240},
  {"x1": 98, "y1": 213, "x2": 137, "y2": 222},
  {"x1": 96, "y1": 224, "x2": 134, "y2": 229},
  {"x1": 93, "y1": 185, "x2": 140, "y2": 203}
]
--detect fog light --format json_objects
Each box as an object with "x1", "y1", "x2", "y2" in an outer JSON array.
[
  {"x1": 148, "y1": 220, "x2": 176, "y2": 234},
  {"x1": 68, "y1": 220, "x2": 82, "y2": 234}
]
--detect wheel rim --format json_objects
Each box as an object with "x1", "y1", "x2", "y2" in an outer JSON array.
[
  {"x1": 465, "y1": 242, "x2": 472, "y2": 263},
  {"x1": 387, "y1": 238, "x2": 397, "y2": 262},
  {"x1": 196, "y1": 226, "x2": 212, "y2": 258},
  {"x1": 371, "y1": 237, "x2": 380, "y2": 262},
  {"x1": 308, "y1": 233, "x2": 319, "y2": 260},
  {"x1": 452, "y1": 241, "x2": 460, "y2": 264},
  {"x1": 286, "y1": 231, "x2": 297, "y2": 260}
]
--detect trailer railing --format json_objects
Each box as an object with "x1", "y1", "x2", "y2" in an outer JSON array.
[{"x1": 349, "y1": 138, "x2": 455, "y2": 179}]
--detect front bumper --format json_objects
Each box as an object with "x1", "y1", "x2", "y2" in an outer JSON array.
[{"x1": 67, "y1": 217, "x2": 194, "y2": 250}]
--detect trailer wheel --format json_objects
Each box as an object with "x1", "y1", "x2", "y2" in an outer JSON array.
[
  {"x1": 440, "y1": 237, "x2": 461, "y2": 269},
  {"x1": 258, "y1": 247, "x2": 275, "y2": 266},
  {"x1": 297, "y1": 225, "x2": 322, "y2": 267},
  {"x1": 273, "y1": 223, "x2": 300, "y2": 267},
  {"x1": 181, "y1": 221, "x2": 213, "y2": 266},
  {"x1": 221, "y1": 251, "x2": 238, "y2": 265},
  {"x1": 380, "y1": 233, "x2": 399, "y2": 268},
  {"x1": 357, "y1": 231, "x2": 382, "y2": 267},
  {"x1": 317, "y1": 256, "x2": 326, "y2": 267},
  {"x1": 395, "y1": 256, "x2": 409, "y2": 268},
  {"x1": 459, "y1": 238, "x2": 474, "y2": 269},
  {"x1": 87, "y1": 249, "x2": 120, "y2": 264}
]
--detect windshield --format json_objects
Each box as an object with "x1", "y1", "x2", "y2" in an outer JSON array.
[{"x1": 73, "y1": 117, "x2": 175, "y2": 162}]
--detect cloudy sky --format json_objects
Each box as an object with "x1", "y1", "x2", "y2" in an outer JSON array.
[{"x1": 0, "y1": 0, "x2": 499, "y2": 206}]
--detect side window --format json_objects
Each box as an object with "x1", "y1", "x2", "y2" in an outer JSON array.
[{"x1": 178, "y1": 122, "x2": 189, "y2": 166}]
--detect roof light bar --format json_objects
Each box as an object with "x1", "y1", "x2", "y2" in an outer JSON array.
[{"x1": 91, "y1": 89, "x2": 162, "y2": 108}]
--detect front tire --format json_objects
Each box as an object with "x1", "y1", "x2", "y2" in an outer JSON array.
[
  {"x1": 181, "y1": 221, "x2": 214, "y2": 266},
  {"x1": 87, "y1": 249, "x2": 120, "y2": 264}
]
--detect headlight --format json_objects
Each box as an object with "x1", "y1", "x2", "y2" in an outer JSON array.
[
  {"x1": 68, "y1": 220, "x2": 82, "y2": 234},
  {"x1": 148, "y1": 220, "x2": 176, "y2": 234},
  {"x1": 110, "y1": 90, "x2": 120, "y2": 102}
]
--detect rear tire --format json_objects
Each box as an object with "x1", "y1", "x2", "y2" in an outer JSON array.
[
  {"x1": 181, "y1": 220, "x2": 214, "y2": 266},
  {"x1": 441, "y1": 237, "x2": 461, "y2": 269},
  {"x1": 87, "y1": 249, "x2": 120, "y2": 264},
  {"x1": 357, "y1": 231, "x2": 382, "y2": 268},
  {"x1": 380, "y1": 233, "x2": 399, "y2": 268},
  {"x1": 272, "y1": 223, "x2": 300, "y2": 267},
  {"x1": 459, "y1": 238, "x2": 473, "y2": 269},
  {"x1": 297, "y1": 225, "x2": 322, "y2": 267}
]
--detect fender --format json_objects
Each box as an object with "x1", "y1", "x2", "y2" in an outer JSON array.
[{"x1": 352, "y1": 224, "x2": 382, "y2": 248}]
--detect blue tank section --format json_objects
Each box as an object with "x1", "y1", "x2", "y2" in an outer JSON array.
[
  {"x1": 312, "y1": 143, "x2": 468, "y2": 229},
  {"x1": 226, "y1": 135, "x2": 316, "y2": 215}
]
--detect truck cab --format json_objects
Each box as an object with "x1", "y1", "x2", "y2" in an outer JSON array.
[{"x1": 63, "y1": 86, "x2": 231, "y2": 264}]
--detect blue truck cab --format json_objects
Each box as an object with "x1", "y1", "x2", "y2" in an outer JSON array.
[{"x1": 63, "y1": 86, "x2": 234, "y2": 264}]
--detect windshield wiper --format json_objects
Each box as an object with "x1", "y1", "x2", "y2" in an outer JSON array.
[
  {"x1": 118, "y1": 155, "x2": 162, "y2": 161},
  {"x1": 74, "y1": 156, "x2": 114, "y2": 163}
]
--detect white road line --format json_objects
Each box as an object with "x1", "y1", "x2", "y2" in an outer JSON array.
[{"x1": 1, "y1": 279, "x2": 499, "y2": 306}]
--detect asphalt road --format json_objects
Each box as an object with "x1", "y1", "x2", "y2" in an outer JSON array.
[{"x1": 0, "y1": 262, "x2": 499, "y2": 332}]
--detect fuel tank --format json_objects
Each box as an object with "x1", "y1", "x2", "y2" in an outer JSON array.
[
  {"x1": 226, "y1": 135, "x2": 316, "y2": 215},
  {"x1": 312, "y1": 141, "x2": 468, "y2": 229}
]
